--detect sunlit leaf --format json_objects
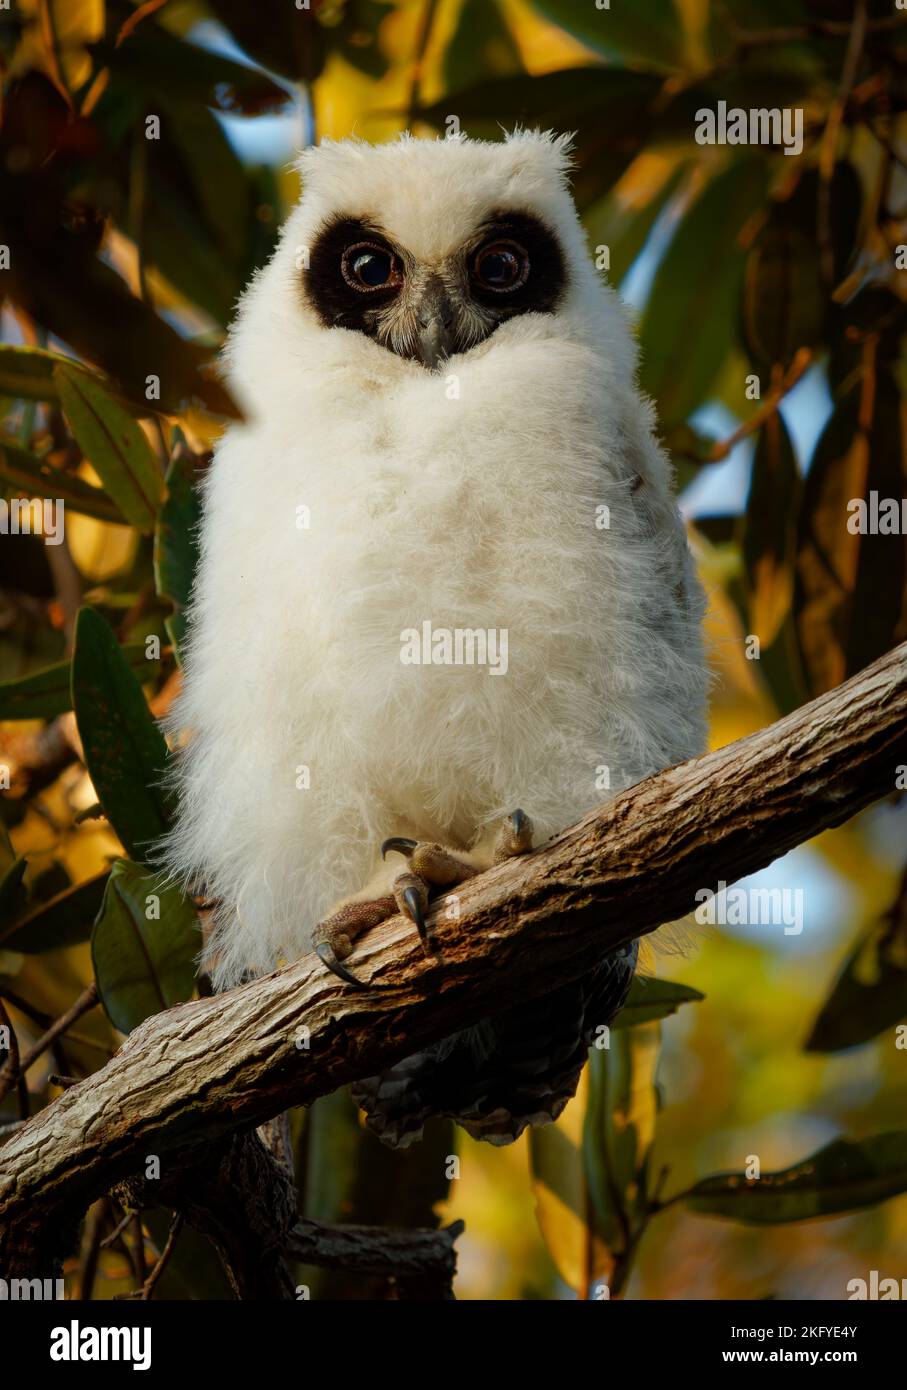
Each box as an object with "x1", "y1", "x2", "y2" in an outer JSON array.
[
  {"x1": 0, "y1": 345, "x2": 68, "y2": 401},
  {"x1": 530, "y1": 1023, "x2": 661, "y2": 1296},
  {"x1": 611, "y1": 976, "x2": 704, "y2": 1029},
  {"x1": 55, "y1": 365, "x2": 163, "y2": 534},
  {"x1": 91, "y1": 858, "x2": 199, "y2": 1033},
  {"x1": 533, "y1": 0, "x2": 686, "y2": 72},
  {"x1": 0, "y1": 439, "x2": 126, "y2": 526}
]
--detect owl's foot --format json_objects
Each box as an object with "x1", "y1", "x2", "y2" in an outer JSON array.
[
  {"x1": 314, "y1": 810, "x2": 533, "y2": 988},
  {"x1": 382, "y1": 807, "x2": 534, "y2": 944},
  {"x1": 491, "y1": 807, "x2": 534, "y2": 863},
  {"x1": 313, "y1": 895, "x2": 396, "y2": 989}
]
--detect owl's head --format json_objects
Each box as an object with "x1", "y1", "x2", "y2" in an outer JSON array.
[{"x1": 284, "y1": 131, "x2": 595, "y2": 372}]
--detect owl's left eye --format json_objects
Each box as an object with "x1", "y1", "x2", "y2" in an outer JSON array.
[
  {"x1": 341, "y1": 242, "x2": 403, "y2": 292},
  {"x1": 472, "y1": 239, "x2": 529, "y2": 292}
]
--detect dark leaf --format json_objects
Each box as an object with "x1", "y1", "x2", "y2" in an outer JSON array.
[
  {"x1": 153, "y1": 440, "x2": 202, "y2": 666},
  {"x1": 683, "y1": 1131, "x2": 907, "y2": 1222},
  {"x1": 0, "y1": 871, "x2": 108, "y2": 953},
  {"x1": 639, "y1": 160, "x2": 769, "y2": 426},
  {"x1": 0, "y1": 641, "x2": 157, "y2": 721},
  {"x1": 0, "y1": 857, "x2": 28, "y2": 931},
  {"x1": 807, "y1": 876, "x2": 907, "y2": 1051},
  {"x1": 743, "y1": 411, "x2": 802, "y2": 648},
  {"x1": 91, "y1": 858, "x2": 199, "y2": 1033},
  {"x1": 207, "y1": 0, "x2": 327, "y2": 83},
  {"x1": 97, "y1": 6, "x2": 290, "y2": 114},
  {"x1": 795, "y1": 366, "x2": 907, "y2": 696},
  {"x1": 71, "y1": 607, "x2": 171, "y2": 861}
]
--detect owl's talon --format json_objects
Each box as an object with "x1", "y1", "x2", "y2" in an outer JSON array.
[
  {"x1": 315, "y1": 941, "x2": 368, "y2": 990},
  {"x1": 312, "y1": 894, "x2": 395, "y2": 989},
  {"x1": 393, "y1": 871, "x2": 434, "y2": 954},
  {"x1": 493, "y1": 808, "x2": 534, "y2": 863},
  {"x1": 382, "y1": 838, "x2": 478, "y2": 888},
  {"x1": 381, "y1": 837, "x2": 418, "y2": 859}
]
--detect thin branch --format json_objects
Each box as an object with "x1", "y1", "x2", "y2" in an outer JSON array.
[
  {"x1": 0, "y1": 1000, "x2": 28, "y2": 1122},
  {"x1": 674, "y1": 349, "x2": 812, "y2": 464},
  {"x1": 0, "y1": 984, "x2": 98, "y2": 1105},
  {"x1": 1, "y1": 641, "x2": 906, "y2": 1277}
]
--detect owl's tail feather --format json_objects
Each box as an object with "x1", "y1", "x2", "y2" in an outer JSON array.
[{"x1": 351, "y1": 941, "x2": 638, "y2": 1148}]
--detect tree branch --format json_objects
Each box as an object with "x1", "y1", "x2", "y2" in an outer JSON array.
[{"x1": 2, "y1": 640, "x2": 906, "y2": 1276}]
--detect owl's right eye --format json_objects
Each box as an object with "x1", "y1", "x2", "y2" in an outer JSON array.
[{"x1": 341, "y1": 242, "x2": 403, "y2": 293}]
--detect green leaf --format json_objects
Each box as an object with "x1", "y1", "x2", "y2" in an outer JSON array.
[
  {"x1": 584, "y1": 157, "x2": 690, "y2": 289},
  {"x1": 639, "y1": 160, "x2": 770, "y2": 426},
  {"x1": 153, "y1": 441, "x2": 201, "y2": 666},
  {"x1": 742, "y1": 222, "x2": 825, "y2": 375},
  {"x1": 91, "y1": 858, "x2": 199, "y2": 1033},
  {"x1": 533, "y1": 0, "x2": 686, "y2": 73},
  {"x1": 612, "y1": 976, "x2": 704, "y2": 1029},
  {"x1": 54, "y1": 364, "x2": 164, "y2": 533},
  {"x1": 0, "y1": 345, "x2": 70, "y2": 401},
  {"x1": 683, "y1": 1131, "x2": 907, "y2": 1223},
  {"x1": 806, "y1": 888, "x2": 907, "y2": 1052},
  {"x1": 417, "y1": 69, "x2": 675, "y2": 206},
  {"x1": 71, "y1": 607, "x2": 171, "y2": 862},
  {"x1": 443, "y1": 0, "x2": 521, "y2": 90},
  {"x1": 743, "y1": 412, "x2": 802, "y2": 649},
  {"x1": 0, "y1": 641, "x2": 158, "y2": 721},
  {"x1": 0, "y1": 871, "x2": 108, "y2": 952},
  {"x1": 0, "y1": 440, "x2": 126, "y2": 525}
]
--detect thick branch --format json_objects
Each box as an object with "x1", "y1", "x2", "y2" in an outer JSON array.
[{"x1": 2, "y1": 641, "x2": 906, "y2": 1274}]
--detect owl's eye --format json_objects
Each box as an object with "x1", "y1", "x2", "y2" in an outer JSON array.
[
  {"x1": 473, "y1": 240, "x2": 529, "y2": 292},
  {"x1": 341, "y1": 242, "x2": 403, "y2": 292}
]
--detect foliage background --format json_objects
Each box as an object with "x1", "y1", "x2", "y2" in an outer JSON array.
[{"x1": 1, "y1": 0, "x2": 906, "y2": 1300}]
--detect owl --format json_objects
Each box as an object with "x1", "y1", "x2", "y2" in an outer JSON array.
[{"x1": 161, "y1": 131, "x2": 709, "y2": 1148}]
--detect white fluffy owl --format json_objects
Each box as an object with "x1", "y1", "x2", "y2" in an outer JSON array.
[{"x1": 162, "y1": 131, "x2": 708, "y2": 1147}]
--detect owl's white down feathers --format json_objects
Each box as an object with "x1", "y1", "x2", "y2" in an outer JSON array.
[{"x1": 159, "y1": 131, "x2": 709, "y2": 990}]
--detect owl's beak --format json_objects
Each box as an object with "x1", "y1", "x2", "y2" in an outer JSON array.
[{"x1": 416, "y1": 279, "x2": 455, "y2": 371}]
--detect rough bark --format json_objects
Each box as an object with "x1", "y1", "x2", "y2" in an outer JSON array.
[
  {"x1": 2, "y1": 640, "x2": 906, "y2": 1276},
  {"x1": 289, "y1": 1218, "x2": 464, "y2": 1299}
]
